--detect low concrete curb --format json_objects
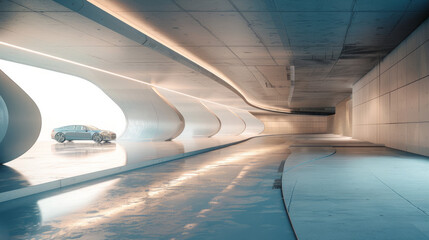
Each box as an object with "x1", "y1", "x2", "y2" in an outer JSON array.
[{"x1": 280, "y1": 147, "x2": 337, "y2": 240}]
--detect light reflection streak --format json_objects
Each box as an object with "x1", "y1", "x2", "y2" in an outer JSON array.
[
  {"x1": 181, "y1": 163, "x2": 255, "y2": 236},
  {"x1": 37, "y1": 178, "x2": 120, "y2": 223},
  {"x1": 63, "y1": 145, "x2": 284, "y2": 229},
  {"x1": 180, "y1": 145, "x2": 288, "y2": 235},
  {"x1": 197, "y1": 165, "x2": 252, "y2": 218}
]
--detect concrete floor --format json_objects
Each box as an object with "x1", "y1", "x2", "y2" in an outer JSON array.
[
  {"x1": 1, "y1": 134, "x2": 429, "y2": 239},
  {"x1": 283, "y1": 146, "x2": 429, "y2": 240},
  {"x1": 0, "y1": 136, "x2": 248, "y2": 202},
  {"x1": 0, "y1": 136, "x2": 295, "y2": 239},
  {"x1": 4, "y1": 137, "x2": 249, "y2": 187}
]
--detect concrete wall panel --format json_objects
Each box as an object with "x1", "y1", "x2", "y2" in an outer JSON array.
[
  {"x1": 419, "y1": 76, "x2": 429, "y2": 121},
  {"x1": 379, "y1": 94, "x2": 389, "y2": 124},
  {"x1": 406, "y1": 81, "x2": 419, "y2": 122},
  {"x1": 419, "y1": 123, "x2": 429, "y2": 156},
  {"x1": 397, "y1": 82, "x2": 407, "y2": 123},
  {"x1": 406, "y1": 123, "x2": 419, "y2": 153},
  {"x1": 352, "y1": 18, "x2": 429, "y2": 156},
  {"x1": 389, "y1": 90, "x2": 398, "y2": 123}
]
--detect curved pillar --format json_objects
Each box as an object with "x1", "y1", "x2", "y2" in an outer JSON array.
[
  {"x1": 233, "y1": 110, "x2": 265, "y2": 136},
  {"x1": 94, "y1": 79, "x2": 184, "y2": 141},
  {"x1": 156, "y1": 88, "x2": 220, "y2": 138},
  {"x1": 0, "y1": 70, "x2": 41, "y2": 164},
  {"x1": 0, "y1": 96, "x2": 7, "y2": 144},
  {"x1": 203, "y1": 102, "x2": 246, "y2": 136}
]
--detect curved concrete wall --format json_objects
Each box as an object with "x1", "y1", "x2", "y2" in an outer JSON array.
[
  {"x1": 156, "y1": 88, "x2": 220, "y2": 138},
  {"x1": 0, "y1": 44, "x2": 259, "y2": 164},
  {"x1": 203, "y1": 102, "x2": 246, "y2": 136},
  {"x1": 233, "y1": 110, "x2": 265, "y2": 136},
  {"x1": 88, "y1": 76, "x2": 184, "y2": 141},
  {"x1": 0, "y1": 70, "x2": 42, "y2": 164},
  {"x1": 0, "y1": 51, "x2": 185, "y2": 143}
]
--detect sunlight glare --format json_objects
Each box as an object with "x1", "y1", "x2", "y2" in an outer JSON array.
[{"x1": 0, "y1": 59, "x2": 127, "y2": 140}]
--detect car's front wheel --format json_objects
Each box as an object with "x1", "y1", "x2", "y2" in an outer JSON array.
[
  {"x1": 55, "y1": 132, "x2": 66, "y2": 143},
  {"x1": 92, "y1": 133, "x2": 103, "y2": 143}
]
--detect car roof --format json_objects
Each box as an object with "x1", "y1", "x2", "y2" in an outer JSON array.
[
  {"x1": 56, "y1": 125, "x2": 80, "y2": 128},
  {"x1": 55, "y1": 125, "x2": 99, "y2": 129}
]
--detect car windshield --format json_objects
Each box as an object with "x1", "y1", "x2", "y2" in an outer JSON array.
[{"x1": 86, "y1": 125, "x2": 100, "y2": 131}]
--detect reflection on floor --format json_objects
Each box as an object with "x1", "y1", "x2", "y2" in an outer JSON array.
[
  {"x1": 1, "y1": 136, "x2": 247, "y2": 198},
  {"x1": 0, "y1": 136, "x2": 295, "y2": 239},
  {"x1": 2, "y1": 134, "x2": 429, "y2": 239},
  {"x1": 5, "y1": 142, "x2": 126, "y2": 186}
]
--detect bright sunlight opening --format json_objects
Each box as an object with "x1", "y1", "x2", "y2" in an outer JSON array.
[{"x1": 0, "y1": 59, "x2": 127, "y2": 141}]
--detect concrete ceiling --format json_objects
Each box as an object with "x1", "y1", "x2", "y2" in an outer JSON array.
[
  {"x1": 0, "y1": 0, "x2": 428, "y2": 114},
  {"x1": 0, "y1": 0, "x2": 251, "y2": 110},
  {"x1": 86, "y1": 0, "x2": 429, "y2": 109}
]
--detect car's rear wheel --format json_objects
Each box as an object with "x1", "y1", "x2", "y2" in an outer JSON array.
[
  {"x1": 55, "y1": 132, "x2": 66, "y2": 143},
  {"x1": 92, "y1": 133, "x2": 103, "y2": 143}
]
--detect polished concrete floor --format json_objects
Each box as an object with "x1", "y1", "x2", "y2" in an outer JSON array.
[
  {"x1": 0, "y1": 136, "x2": 295, "y2": 239},
  {"x1": 2, "y1": 134, "x2": 429, "y2": 239},
  {"x1": 1, "y1": 136, "x2": 247, "y2": 192},
  {"x1": 283, "y1": 146, "x2": 429, "y2": 240}
]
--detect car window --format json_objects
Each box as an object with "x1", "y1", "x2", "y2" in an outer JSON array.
[{"x1": 76, "y1": 126, "x2": 86, "y2": 131}]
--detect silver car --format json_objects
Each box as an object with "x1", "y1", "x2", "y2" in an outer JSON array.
[{"x1": 51, "y1": 125, "x2": 116, "y2": 143}]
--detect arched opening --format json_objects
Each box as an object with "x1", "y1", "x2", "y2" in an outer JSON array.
[{"x1": 0, "y1": 60, "x2": 127, "y2": 141}]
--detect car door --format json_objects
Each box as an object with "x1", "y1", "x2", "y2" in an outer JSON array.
[
  {"x1": 73, "y1": 125, "x2": 84, "y2": 140},
  {"x1": 77, "y1": 125, "x2": 92, "y2": 140},
  {"x1": 64, "y1": 125, "x2": 77, "y2": 140}
]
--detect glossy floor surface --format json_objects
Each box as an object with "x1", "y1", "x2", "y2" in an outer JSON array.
[
  {"x1": 1, "y1": 137, "x2": 247, "y2": 192},
  {"x1": 3, "y1": 134, "x2": 429, "y2": 239},
  {"x1": 0, "y1": 136, "x2": 295, "y2": 239}
]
